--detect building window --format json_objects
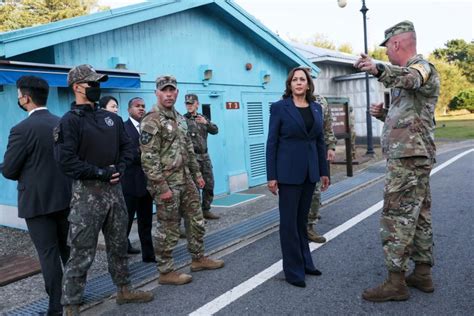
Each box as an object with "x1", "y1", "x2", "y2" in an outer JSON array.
[{"x1": 202, "y1": 104, "x2": 211, "y2": 120}]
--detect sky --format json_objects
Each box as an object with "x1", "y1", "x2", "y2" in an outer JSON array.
[{"x1": 99, "y1": 0, "x2": 473, "y2": 55}]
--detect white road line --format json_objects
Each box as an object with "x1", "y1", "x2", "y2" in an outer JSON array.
[{"x1": 189, "y1": 148, "x2": 474, "y2": 316}]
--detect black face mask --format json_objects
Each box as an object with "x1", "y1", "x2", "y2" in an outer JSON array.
[
  {"x1": 85, "y1": 86, "x2": 101, "y2": 103},
  {"x1": 17, "y1": 98, "x2": 28, "y2": 112}
]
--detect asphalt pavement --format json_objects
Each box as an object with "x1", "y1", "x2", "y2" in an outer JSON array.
[{"x1": 84, "y1": 144, "x2": 474, "y2": 315}]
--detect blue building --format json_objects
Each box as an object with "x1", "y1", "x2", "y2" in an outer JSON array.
[{"x1": 0, "y1": 0, "x2": 319, "y2": 228}]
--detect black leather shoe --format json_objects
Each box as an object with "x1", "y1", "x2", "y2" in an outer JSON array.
[
  {"x1": 305, "y1": 268, "x2": 322, "y2": 276},
  {"x1": 127, "y1": 245, "x2": 141, "y2": 254},
  {"x1": 287, "y1": 280, "x2": 306, "y2": 288},
  {"x1": 143, "y1": 257, "x2": 157, "y2": 263}
]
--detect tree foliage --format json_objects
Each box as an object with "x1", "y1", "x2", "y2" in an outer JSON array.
[
  {"x1": 449, "y1": 88, "x2": 474, "y2": 113},
  {"x1": 368, "y1": 46, "x2": 388, "y2": 61},
  {"x1": 428, "y1": 56, "x2": 472, "y2": 115},
  {"x1": 0, "y1": 0, "x2": 101, "y2": 32},
  {"x1": 307, "y1": 33, "x2": 336, "y2": 50},
  {"x1": 338, "y1": 42, "x2": 353, "y2": 54},
  {"x1": 433, "y1": 39, "x2": 474, "y2": 83}
]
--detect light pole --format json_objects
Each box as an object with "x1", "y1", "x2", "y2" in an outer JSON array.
[{"x1": 338, "y1": 0, "x2": 375, "y2": 155}]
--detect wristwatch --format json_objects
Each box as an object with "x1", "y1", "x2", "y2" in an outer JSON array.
[{"x1": 375, "y1": 63, "x2": 385, "y2": 78}]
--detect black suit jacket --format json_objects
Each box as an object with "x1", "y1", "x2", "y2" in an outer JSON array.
[
  {"x1": 2, "y1": 109, "x2": 72, "y2": 219},
  {"x1": 121, "y1": 119, "x2": 148, "y2": 197}
]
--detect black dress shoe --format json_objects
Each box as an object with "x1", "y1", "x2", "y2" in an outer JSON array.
[
  {"x1": 127, "y1": 245, "x2": 141, "y2": 254},
  {"x1": 142, "y1": 257, "x2": 157, "y2": 263},
  {"x1": 305, "y1": 268, "x2": 322, "y2": 276},
  {"x1": 287, "y1": 280, "x2": 306, "y2": 288}
]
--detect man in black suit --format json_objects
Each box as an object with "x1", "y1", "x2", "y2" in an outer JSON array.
[
  {"x1": 2, "y1": 76, "x2": 72, "y2": 315},
  {"x1": 122, "y1": 97, "x2": 156, "y2": 262}
]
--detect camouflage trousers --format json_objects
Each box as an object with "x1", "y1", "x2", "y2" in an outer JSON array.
[
  {"x1": 61, "y1": 180, "x2": 130, "y2": 305},
  {"x1": 197, "y1": 154, "x2": 214, "y2": 212},
  {"x1": 381, "y1": 157, "x2": 434, "y2": 272},
  {"x1": 308, "y1": 182, "x2": 322, "y2": 225},
  {"x1": 154, "y1": 177, "x2": 205, "y2": 273}
]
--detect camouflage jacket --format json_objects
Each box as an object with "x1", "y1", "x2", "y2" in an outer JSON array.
[
  {"x1": 139, "y1": 104, "x2": 202, "y2": 196},
  {"x1": 376, "y1": 54, "x2": 439, "y2": 159},
  {"x1": 183, "y1": 112, "x2": 218, "y2": 155},
  {"x1": 315, "y1": 95, "x2": 337, "y2": 150}
]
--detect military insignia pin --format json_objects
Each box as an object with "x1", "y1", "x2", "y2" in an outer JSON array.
[{"x1": 104, "y1": 117, "x2": 114, "y2": 127}]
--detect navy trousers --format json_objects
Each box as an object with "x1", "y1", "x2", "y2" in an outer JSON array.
[
  {"x1": 278, "y1": 178, "x2": 317, "y2": 283},
  {"x1": 125, "y1": 193, "x2": 155, "y2": 261}
]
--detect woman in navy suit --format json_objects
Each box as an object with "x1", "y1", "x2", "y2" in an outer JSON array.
[{"x1": 266, "y1": 67, "x2": 330, "y2": 288}]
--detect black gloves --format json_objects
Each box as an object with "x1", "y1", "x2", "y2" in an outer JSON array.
[{"x1": 95, "y1": 166, "x2": 117, "y2": 182}]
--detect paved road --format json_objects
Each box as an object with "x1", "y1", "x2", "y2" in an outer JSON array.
[{"x1": 86, "y1": 146, "x2": 474, "y2": 316}]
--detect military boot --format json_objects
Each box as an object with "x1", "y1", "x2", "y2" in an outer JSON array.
[
  {"x1": 203, "y1": 211, "x2": 220, "y2": 220},
  {"x1": 307, "y1": 225, "x2": 326, "y2": 243},
  {"x1": 191, "y1": 256, "x2": 225, "y2": 272},
  {"x1": 116, "y1": 285, "x2": 154, "y2": 305},
  {"x1": 406, "y1": 263, "x2": 434, "y2": 293},
  {"x1": 362, "y1": 272, "x2": 410, "y2": 302},
  {"x1": 64, "y1": 305, "x2": 80, "y2": 316},
  {"x1": 158, "y1": 271, "x2": 192, "y2": 285}
]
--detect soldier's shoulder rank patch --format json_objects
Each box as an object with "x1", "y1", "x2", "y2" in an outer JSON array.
[
  {"x1": 409, "y1": 63, "x2": 430, "y2": 84},
  {"x1": 140, "y1": 123, "x2": 159, "y2": 145},
  {"x1": 140, "y1": 131, "x2": 153, "y2": 145}
]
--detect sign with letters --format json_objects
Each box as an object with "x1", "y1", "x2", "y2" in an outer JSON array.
[{"x1": 226, "y1": 102, "x2": 240, "y2": 110}]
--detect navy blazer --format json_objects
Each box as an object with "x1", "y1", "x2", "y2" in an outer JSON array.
[
  {"x1": 2, "y1": 110, "x2": 72, "y2": 219},
  {"x1": 121, "y1": 119, "x2": 148, "y2": 197},
  {"x1": 266, "y1": 98, "x2": 329, "y2": 185}
]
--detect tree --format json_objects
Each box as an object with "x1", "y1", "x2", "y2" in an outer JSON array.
[
  {"x1": 338, "y1": 43, "x2": 353, "y2": 54},
  {"x1": 449, "y1": 88, "x2": 474, "y2": 113},
  {"x1": 368, "y1": 46, "x2": 388, "y2": 61},
  {"x1": 307, "y1": 33, "x2": 336, "y2": 50},
  {"x1": 428, "y1": 56, "x2": 472, "y2": 115},
  {"x1": 433, "y1": 39, "x2": 474, "y2": 83},
  {"x1": 0, "y1": 0, "x2": 101, "y2": 32}
]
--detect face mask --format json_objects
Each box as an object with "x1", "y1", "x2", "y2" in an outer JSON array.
[
  {"x1": 17, "y1": 97, "x2": 28, "y2": 112},
  {"x1": 85, "y1": 86, "x2": 101, "y2": 103}
]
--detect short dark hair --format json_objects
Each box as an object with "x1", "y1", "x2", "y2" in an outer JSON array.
[
  {"x1": 282, "y1": 67, "x2": 316, "y2": 103},
  {"x1": 98, "y1": 96, "x2": 119, "y2": 109},
  {"x1": 16, "y1": 76, "x2": 49, "y2": 106},
  {"x1": 128, "y1": 97, "x2": 144, "y2": 108}
]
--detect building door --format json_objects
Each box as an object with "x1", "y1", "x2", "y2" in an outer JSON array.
[
  {"x1": 193, "y1": 92, "x2": 226, "y2": 195},
  {"x1": 242, "y1": 92, "x2": 280, "y2": 187}
]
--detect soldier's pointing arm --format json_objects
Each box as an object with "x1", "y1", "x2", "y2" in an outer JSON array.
[
  {"x1": 377, "y1": 61, "x2": 431, "y2": 90},
  {"x1": 140, "y1": 115, "x2": 170, "y2": 195}
]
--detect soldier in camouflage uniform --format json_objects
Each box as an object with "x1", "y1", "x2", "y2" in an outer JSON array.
[
  {"x1": 183, "y1": 94, "x2": 220, "y2": 220},
  {"x1": 140, "y1": 76, "x2": 224, "y2": 286},
  {"x1": 307, "y1": 95, "x2": 337, "y2": 243},
  {"x1": 55, "y1": 65, "x2": 153, "y2": 315},
  {"x1": 355, "y1": 21, "x2": 439, "y2": 302}
]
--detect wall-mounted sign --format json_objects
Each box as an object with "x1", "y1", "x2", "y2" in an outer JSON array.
[
  {"x1": 226, "y1": 102, "x2": 240, "y2": 110},
  {"x1": 330, "y1": 104, "x2": 348, "y2": 137}
]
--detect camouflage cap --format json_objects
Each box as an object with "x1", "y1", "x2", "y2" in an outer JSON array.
[
  {"x1": 156, "y1": 75, "x2": 177, "y2": 90},
  {"x1": 380, "y1": 20, "x2": 415, "y2": 46},
  {"x1": 67, "y1": 64, "x2": 108, "y2": 86},
  {"x1": 185, "y1": 93, "x2": 198, "y2": 104}
]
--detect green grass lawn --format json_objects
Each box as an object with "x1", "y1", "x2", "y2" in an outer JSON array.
[{"x1": 435, "y1": 118, "x2": 474, "y2": 139}]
